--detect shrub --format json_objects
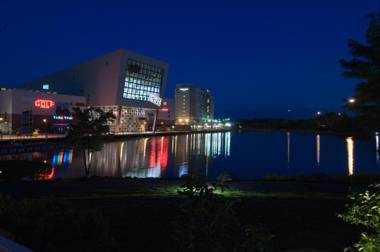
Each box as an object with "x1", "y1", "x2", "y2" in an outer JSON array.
[
  {"x1": 173, "y1": 175, "x2": 273, "y2": 252},
  {"x1": 339, "y1": 184, "x2": 380, "y2": 252}
]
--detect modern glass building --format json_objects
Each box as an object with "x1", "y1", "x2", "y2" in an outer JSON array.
[{"x1": 24, "y1": 49, "x2": 169, "y2": 133}]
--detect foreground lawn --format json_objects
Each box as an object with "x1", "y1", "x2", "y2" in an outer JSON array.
[{"x1": 0, "y1": 178, "x2": 364, "y2": 251}]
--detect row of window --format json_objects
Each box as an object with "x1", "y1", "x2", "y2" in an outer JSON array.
[
  {"x1": 125, "y1": 77, "x2": 161, "y2": 86},
  {"x1": 123, "y1": 60, "x2": 163, "y2": 103},
  {"x1": 124, "y1": 84, "x2": 160, "y2": 93}
]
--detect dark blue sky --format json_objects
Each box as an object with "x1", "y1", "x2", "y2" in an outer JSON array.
[{"x1": 0, "y1": 0, "x2": 378, "y2": 118}]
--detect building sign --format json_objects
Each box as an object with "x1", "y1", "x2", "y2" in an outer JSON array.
[
  {"x1": 53, "y1": 115, "x2": 73, "y2": 120},
  {"x1": 34, "y1": 99, "x2": 55, "y2": 109},
  {"x1": 42, "y1": 84, "x2": 50, "y2": 90},
  {"x1": 148, "y1": 93, "x2": 162, "y2": 107}
]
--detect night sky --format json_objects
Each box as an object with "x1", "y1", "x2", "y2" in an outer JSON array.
[{"x1": 0, "y1": 0, "x2": 378, "y2": 118}]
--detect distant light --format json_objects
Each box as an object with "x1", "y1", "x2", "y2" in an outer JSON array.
[
  {"x1": 348, "y1": 98, "x2": 356, "y2": 104},
  {"x1": 225, "y1": 123, "x2": 232, "y2": 127},
  {"x1": 42, "y1": 84, "x2": 49, "y2": 90},
  {"x1": 179, "y1": 88, "x2": 189, "y2": 92},
  {"x1": 42, "y1": 118, "x2": 47, "y2": 123},
  {"x1": 316, "y1": 111, "x2": 322, "y2": 116},
  {"x1": 287, "y1": 109, "x2": 292, "y2": 113}
]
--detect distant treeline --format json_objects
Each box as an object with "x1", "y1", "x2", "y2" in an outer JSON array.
[{"x1": 237, "y1": 113, "x2": 372, "y2": 134}]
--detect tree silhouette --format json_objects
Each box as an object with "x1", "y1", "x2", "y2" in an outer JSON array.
[
  {"x1": 340, "y1": 13, "x2": 380, "y2": 131},
  {"x1": 66, "y1": 107, "x2": 115, "y2": 177}
]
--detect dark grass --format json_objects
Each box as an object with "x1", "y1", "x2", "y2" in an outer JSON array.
[{"x1": 0, "y1": 178, "x2": 365, "y2": 251}]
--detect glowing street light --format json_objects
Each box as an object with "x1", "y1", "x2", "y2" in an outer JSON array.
[
  {"x1": 348, "y1": 98, "x2": 356, "y2": 104},
  {"x1": 316, "y1": 111, "x2": 322, "y2": 116},
  {"x1": 42, "y1": 118, "x2": 47, "y2": 123}
]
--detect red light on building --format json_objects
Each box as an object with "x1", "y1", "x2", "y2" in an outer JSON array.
[
  {"x1": 159, "y1": 108, "x2": 169, "y2": 112},
  {"x1": 34, "y1": 99, "x2": 55, "y2": 109}
]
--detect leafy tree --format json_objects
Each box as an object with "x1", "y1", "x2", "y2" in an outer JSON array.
[
  {"x1": 339, "y1": 184, "x2": 380, "y2": 252},
  {"x1": 340, "y1": 13, "x2": 380, "y2": 131},
  {"x1": 66, "y1": 107, "x2": 115, "y2": 177}
]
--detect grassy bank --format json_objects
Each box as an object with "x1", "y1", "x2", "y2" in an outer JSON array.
[{"x1": 0, "y1": 177, "x2": 368, "y2": 251}]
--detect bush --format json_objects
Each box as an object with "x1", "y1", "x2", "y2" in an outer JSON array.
[
  {"x1": 173, "y1": 175, "x2": 273, "y2": 252},
  {"x1": 339, "y1": 184, "x2": 380, "y2": 252}
]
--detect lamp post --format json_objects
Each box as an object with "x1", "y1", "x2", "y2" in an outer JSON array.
[
  {"x1": 42, "y1": 118, "x2": 48, "y2": 140},
  {"x1": 0, "y1": 117, "x2": 3, "y2": 140}
]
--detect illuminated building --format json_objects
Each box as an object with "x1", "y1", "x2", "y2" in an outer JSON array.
[
  {"x1": 24, "y1": 49, "x2": 169, "y2": 133},
  {"x1": 0, "y1": 88, "x2": 85, "y2": 134},
  {"x1": 175, "y1": 84, "x2": 214, "y2": 126},
  {"x1": 156, "y1": 98, "x2": 175, "y2": 127}
]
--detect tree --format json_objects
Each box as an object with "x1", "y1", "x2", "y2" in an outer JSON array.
[
  {"x1": 66, "y1": 107, "x2": 115, "y2": 177},
  {"x1": 340, "y1": 13, "x2": 380, "y2": 131}
]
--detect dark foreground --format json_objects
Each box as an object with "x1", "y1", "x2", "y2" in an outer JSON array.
[{"x1": 0, "y1": 178, "x2": 365, "y2": 252}]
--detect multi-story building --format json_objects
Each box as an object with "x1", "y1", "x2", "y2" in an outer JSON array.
[
  {"x1": 0, "y1": 88, "x2": 86, "y2": 134},
  {"x1": 24, "y1": 49, "x2": 169, "y2": 133},
  {"x1": 157, "y1": 98, "x2": 175, "y2": 126},
  {"x1": 175, "y1": 84, "x2": 214, "y2": 126}
]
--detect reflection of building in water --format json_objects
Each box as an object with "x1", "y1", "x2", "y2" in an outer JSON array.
[
  {"x1": 346, "y1": 137, "x2": 354, "y2": 176},
  {"x1": 316, "y1": 134, "x2": 320, "y2": 166},
  {"x1": 52, "y1": 150, "x2": 73, "y2": 167},
  {"x1": 172, "y1": 132, "x2": 231, "y2": 177},
  {"x1": 60, "y1": 132, "x2": 230, "y2": 179},
  {"x1": 87, "y1": 137, "x2": 169, "y2": 178}
]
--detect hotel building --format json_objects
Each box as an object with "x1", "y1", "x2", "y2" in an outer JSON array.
[
  {"x1": 175, "y1": 84, "x2": 214, "y2": 126},
  {"x1": 24, "y1": 49, "x2": 169, "y2": 133}
]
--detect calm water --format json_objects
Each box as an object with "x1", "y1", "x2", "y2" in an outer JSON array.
[{"x1": 2, "y1": 131, "x2": 380, "y2": 180}]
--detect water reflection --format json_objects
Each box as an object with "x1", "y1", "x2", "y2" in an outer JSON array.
[
  {"x1": 287, "y1": 132, "x2": 291, "y2": 168},
  {"x1": 346, "y1": 137, "x2": 354, "y2": 176},
  {"x1": 316, "y1": 134, "x2": 320, "y2": 166},
  {"x1": 68, "y1": 132, "x2": 233, "y2": 179},
  {"x1": 5, "y1": 131, "x2": 380, "y2": 180},
  {"x1": 376, "y1": 133, "x2": 379, "y2": 164}
]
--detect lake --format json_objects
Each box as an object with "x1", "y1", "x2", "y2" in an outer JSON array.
[{"x1": 1, "y1": 131, "x2": 380, "y2": 180}]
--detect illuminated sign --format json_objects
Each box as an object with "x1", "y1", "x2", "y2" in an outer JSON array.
[
  {"x1": 148, "y1": 93, "x2": 162, "y2": 107},
  {"x1": 34, "y1": 99, "x2": 55, "y2": 109},
  {"x1": 42, "y1": 84, "x2": 49, "y2": 90},
  {"x1": 53, "y1": 115, "x2": 73, "y2": 120}
]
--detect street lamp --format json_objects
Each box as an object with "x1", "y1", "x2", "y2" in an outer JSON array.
[
  {"x1": 316, "y1": 111, "x2": 322, "y2": 116},
  {"x1": 42, "y1": 118, "x2": 48, "y2": 140},
  {"x1": 348, "y1": 98, "x2": 356, "y2": 104}
]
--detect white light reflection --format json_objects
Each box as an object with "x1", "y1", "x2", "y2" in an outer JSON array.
[
  {"x1": 224, "y1": 132, "x2": 231, "y2": 157},
  {"x1": 376, "y1": 133, "x2": 379, "y2": 164},
  {"x1": 346, "y1": 137, "x2": 354, "y2": 176},
  {"x1": 316, "y1": 134, "x2": 320, "y2": 166}
]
